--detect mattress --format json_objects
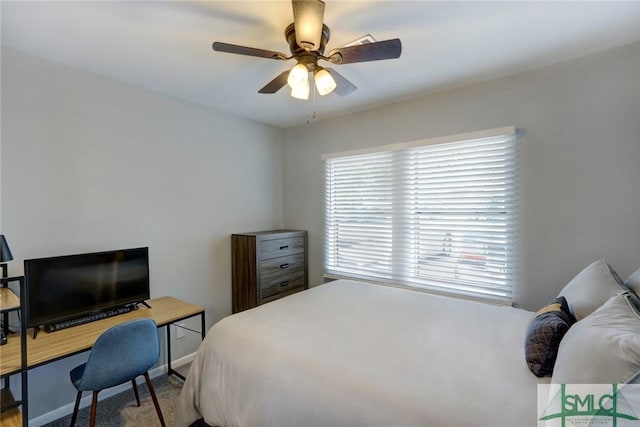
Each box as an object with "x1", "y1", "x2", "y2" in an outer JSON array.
[{"x1": 177, "y1": 279, "x2": 544, "y2": 427}]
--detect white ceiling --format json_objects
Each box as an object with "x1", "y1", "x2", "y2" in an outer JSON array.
[{"x1": 2, "y1": 1, "x2": 639, "y2": 129}]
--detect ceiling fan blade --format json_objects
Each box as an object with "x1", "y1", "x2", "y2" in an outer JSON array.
[
  {"x1": 292, "y1": 0, "x2": 325, "y2": 50},
  {"x1": 258, "y1": 70, "x2": 290, "y2": 94},
  {"x1": 325, "y1": 68, "x2": 357, "y2": 97},
  {"x1": 327, "y1": 38, "x2": 402, "y2": 64},
  {"x1": 212, "y1": 42, "x2": 288, "y2": 60}
]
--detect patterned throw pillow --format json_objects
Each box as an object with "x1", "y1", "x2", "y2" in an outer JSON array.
[{"x1": 525, "y1": 296, "x2": 576, "y2": 377}]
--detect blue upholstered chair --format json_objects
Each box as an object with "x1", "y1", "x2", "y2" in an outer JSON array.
[{"x1": 69, "y1": 318, "x2": 166, "y2": 427}]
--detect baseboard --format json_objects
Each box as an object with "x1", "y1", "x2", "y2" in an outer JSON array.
[{"x1": 28, "y1": 352, "x2": 197, "y2": 427}]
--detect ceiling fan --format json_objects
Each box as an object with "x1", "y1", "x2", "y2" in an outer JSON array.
[{"x1": 212, "y1": 0, "x2": 402, "y2": 100}]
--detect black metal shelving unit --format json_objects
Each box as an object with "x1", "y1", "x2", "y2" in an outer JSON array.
[{"x1": 0, "y1": 265, "x2": 28, "y2": 427}]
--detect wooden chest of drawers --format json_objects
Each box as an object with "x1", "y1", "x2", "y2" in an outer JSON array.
[{"x1": 231, "y1": 230, "x2": 308, "y2": 313}]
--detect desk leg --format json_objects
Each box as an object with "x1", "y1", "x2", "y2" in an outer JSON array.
[
  {"x1": 166, "y1": 325, "x2": 185, "y2": 381},
  {"x1": 201, "y1": 312, "x2": 206, "y2": 340},
  {"x1": 166, "y1": 311, "x2": 205, "y2": 381},
  {"x1": 21, "y1": 369, "x2": 28, "y2": 427}
]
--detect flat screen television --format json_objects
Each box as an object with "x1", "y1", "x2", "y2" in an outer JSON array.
[{"x1": 25, "y1": 247, "x2": 150, "y2": 331}]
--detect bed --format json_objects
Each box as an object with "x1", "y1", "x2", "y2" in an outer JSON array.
[{"x1": 176, "y1": 279, "x2": 548, "y2": 426}]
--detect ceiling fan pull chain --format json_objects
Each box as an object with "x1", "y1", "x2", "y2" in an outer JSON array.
[
  {"x1": 310, "y1": 84, "x2": 319, "y2": 123},
  {"x1": 306, "y1": 84, "x2": 317, "y2": 124}
]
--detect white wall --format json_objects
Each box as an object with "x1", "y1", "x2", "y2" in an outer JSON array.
[
  {"x1": 282, "y1": 41, "x2": 640, "y2": 311},
  {"x1": 1, "y1": 48, "x2": 284, "y2": 421}
]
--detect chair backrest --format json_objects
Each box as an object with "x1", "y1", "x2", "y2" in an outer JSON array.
[{"x1": 74, "y1": 318, "x2": 160, "y2": 391}]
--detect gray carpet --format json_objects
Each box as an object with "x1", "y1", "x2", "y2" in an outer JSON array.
[{"x1": 42, "y1": 366, "x2": 188, "y2": 427}]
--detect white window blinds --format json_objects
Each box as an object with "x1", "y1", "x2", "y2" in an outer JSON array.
[{"x1": 323, "y1": 127, "x2": 519, "y2": 303}]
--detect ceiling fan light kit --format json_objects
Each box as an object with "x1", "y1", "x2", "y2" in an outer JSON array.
[
  {"x1": 286, "y1": 62, "x2": 337, "y2": 100},
  {"x1": 212, "y1": 0, "x2": 402, "y2": 100}
]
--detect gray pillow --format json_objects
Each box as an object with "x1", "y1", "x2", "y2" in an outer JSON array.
[
  {"x1": 625, "y1": 266, "x2": 640, "y2": 296},
  {"x1": 558, "y1": 259, "x2": 626, "y2": 320},
  {"x1": 551, "y1": 292, "x2": 640, "y2": 384}
]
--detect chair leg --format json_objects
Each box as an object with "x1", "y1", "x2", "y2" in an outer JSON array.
[
  {"x1": 70, "y1": 391, "x2": 82, "y2": 427},
  {"x1": 143, "y1": 372, "x2": 166, "y2": 427},
  {"x1": 89, "y1": 390, "x2": 99, "y2": 427},
  {"x1": 132, "y1": 378, "x2": 141, "y2": 406}
]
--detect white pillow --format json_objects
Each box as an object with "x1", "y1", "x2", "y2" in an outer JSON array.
[
  {"x1": 625, "y1": 266, "x2": 640, "y2": 296},
  {"x1": 558, "y1": 259, "x2": 626, "y2": 320},
  {"x1": 551, "y1": 292, "x2": 640, "y2": 384}
]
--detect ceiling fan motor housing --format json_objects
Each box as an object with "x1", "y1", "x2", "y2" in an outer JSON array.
[
  {"x1": 285, "y1": 22, "x2": 330, "y2": 56},
  {"x1": 285, "y1": 23, "x2": 330, "y2": 72}
]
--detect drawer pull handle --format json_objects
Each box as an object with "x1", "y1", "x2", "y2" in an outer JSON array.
[
  {"x1": 279, "y1": 245, "x2": 289, "y2": 250},
  {"x1": 280, "y1": 281, "x2": 289, "y2": 287},
  {"x1": 280, "y1": 263, "x2": 289, "y2": 269}
]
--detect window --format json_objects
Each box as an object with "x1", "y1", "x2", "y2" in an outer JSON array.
[{"x1": 323, "y1": 127, "x2": 519, "y2": 303}]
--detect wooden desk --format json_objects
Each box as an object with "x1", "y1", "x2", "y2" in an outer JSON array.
[{"x1": 0, "y1": 296, "x2": 205, "y2": 425}]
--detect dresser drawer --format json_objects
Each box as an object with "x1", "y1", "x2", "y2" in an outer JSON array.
[
  {"x1": 260, "y1": 253, "x2": 305, "y2": 281},
  {"x1": 260, "y1": 237, "x2": 305, "y2": 260},
  {"x1": 260, "y1": 271, "x2": 306, "y2": 299}
]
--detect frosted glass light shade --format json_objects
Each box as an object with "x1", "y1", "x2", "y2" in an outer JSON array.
[
  {"x1": 287, "y1": 63, "x2": 309, "y2": 89},
  {"x1": 291, "y1": 80, "x2": 310, "y2": 100},
  {"x1": 314, "y1": 68, "x2": 336, "y2": 96}
]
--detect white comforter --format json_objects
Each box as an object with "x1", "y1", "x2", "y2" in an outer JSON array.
[{"x1": 177, "y1": 279, "x2": 542, "y2": 427}]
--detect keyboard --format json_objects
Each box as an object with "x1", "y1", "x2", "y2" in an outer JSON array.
[{"x1": 45, "y1": 304, "x2": 138, "y2": 332}]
